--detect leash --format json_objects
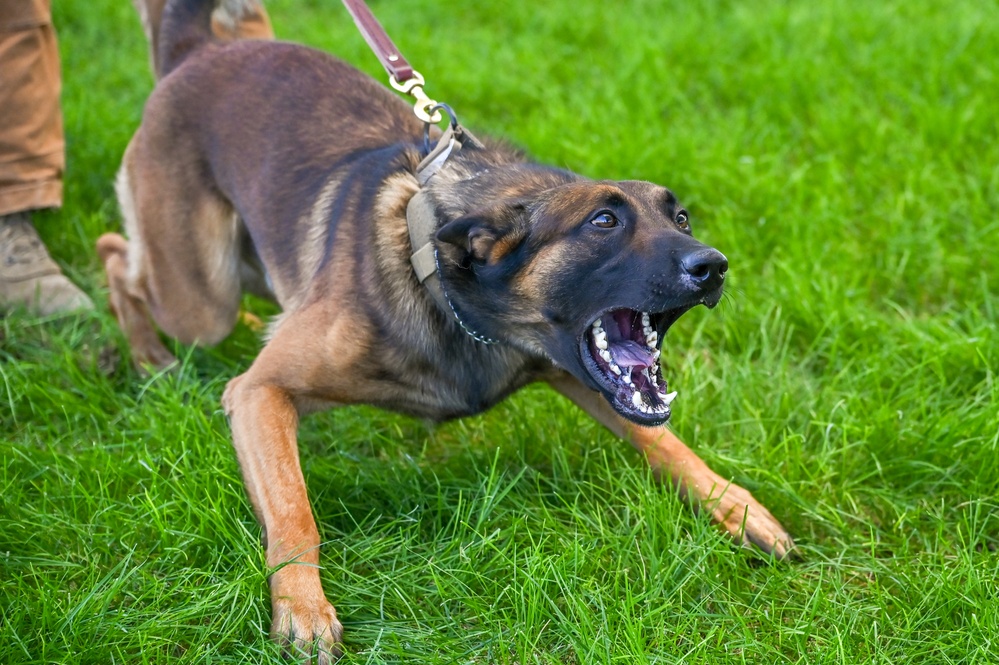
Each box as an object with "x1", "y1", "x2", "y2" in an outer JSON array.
[
  {"x1": 340, "y1": 0, "x2": 497, "y2": 343},
  {"x1": 339, "y1": 0, "x2": 439, "y2": 123},
  {"x1": 339, "y1": 0, "x2": 483, "y2": 159}
]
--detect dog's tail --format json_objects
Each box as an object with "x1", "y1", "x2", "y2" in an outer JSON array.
[{"x1": 138, "y1": 0, "x2": 273, "y2": 79}]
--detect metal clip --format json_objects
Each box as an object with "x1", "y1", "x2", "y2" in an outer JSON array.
[{"x1": 389, "y1": 70, "x2": 443, "y2": 123}]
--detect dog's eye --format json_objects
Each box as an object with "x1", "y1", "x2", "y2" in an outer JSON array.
[
  {"x1": 590, "y1": 212, "x2": 618, "y2": 229},
  {"x1": 675, "y1": 211, "x2": 689, "y2": 230}
]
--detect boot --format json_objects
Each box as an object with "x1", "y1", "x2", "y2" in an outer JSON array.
[{"x1": 0, "y1": 211, "x2": 93, "y2": 315}]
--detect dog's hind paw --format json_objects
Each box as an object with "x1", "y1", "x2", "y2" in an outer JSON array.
[{"x1": 272, "y1": 596, "x2": 344, "y2": 664}]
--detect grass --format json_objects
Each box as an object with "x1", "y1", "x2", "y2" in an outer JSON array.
[{"x1": 2, "y1": 0, "x2": 998, "y2": 662}]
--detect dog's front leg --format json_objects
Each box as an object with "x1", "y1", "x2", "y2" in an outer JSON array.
[
  {"x1": 223, "y1": 372, "x2": 343, "y2": 663},
  {"x1": 548, "y1": 375, "x2": 794, "y2": 558}
]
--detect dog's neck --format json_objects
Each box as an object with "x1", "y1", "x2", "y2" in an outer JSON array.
[{"x1": 407, "y1": 148, "x2": 578, "y2": 346}]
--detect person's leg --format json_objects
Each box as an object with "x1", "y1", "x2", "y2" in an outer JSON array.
[{"x1": 0, "y1": 0, "x2": 92, "y2": 314}]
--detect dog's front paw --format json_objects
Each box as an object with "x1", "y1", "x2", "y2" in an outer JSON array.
[
  {"x1": 705, "y1": 482, "x2": 795, "y2": 559},
  {"x1": 271, "y1": 596, "x2": 344, "y2": 664}
]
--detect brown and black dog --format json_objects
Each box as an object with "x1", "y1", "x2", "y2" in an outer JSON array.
[{"x1": 99, "y1": 0, "x2": 793, "y2": 660}]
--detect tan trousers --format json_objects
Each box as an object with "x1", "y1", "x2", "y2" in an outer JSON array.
[
  {"x1": 0, "y1": 0, "x2": 273, "y2": 217},
  {"x1": 0, "y1": 0, "x2": 63, "y2": 216}
]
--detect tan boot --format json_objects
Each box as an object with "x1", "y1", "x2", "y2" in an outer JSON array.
[{"x1": 0, "y1": 212, "x2": 94, "y2": 315}]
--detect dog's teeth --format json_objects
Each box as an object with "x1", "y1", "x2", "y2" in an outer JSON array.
[
  {"x1": 652, "y1": 350, "x2": 660, "y2": 363},
  {"x1": 610, "y1": 363, "x2": 622, "y2": 375},
  {"x1": 592, "y1": 319, "x2": 602, "y2": 329},
  {"x1": 599, "y1": 349, "x2": 612, "y2": 363},
  {"x1": 663, "y1": 391, "x2": 678, "y2": 406},
  {"x1": 632, "y1": 392, "x2": 643, "y2": 408},
  {"x1": 594, "y1": 330, "x2": 608, "y2": 350},
  {"x1": 646, "y1": 331, "x2": 658, "y2": 348},
  {"x1": 642, "y1": 313, "x2": 653, "y2": 338}
]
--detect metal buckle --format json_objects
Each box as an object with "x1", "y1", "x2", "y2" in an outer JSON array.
[{"x1": 389, "y1": 70, "x2": 443, "y2": 123}]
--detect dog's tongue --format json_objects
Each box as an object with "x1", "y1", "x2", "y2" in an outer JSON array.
[{"x1": 611, "y1": 340, "x2": 656, "y2": 368}]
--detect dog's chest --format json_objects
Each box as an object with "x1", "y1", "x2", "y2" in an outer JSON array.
[{"x1": 374, "y1": 343, "x2": 545, "y2": 421}]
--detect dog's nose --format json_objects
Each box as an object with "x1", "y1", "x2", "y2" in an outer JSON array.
[{"x1": 681, "y1": 248, "x2": 728, "y2": 289}]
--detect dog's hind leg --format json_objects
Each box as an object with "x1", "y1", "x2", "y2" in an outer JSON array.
[
  {"x1": 97, "y1": 232, "x2": 178, "y2": 370},
  {"x1": 99, "y1": 135, "x2": 244, "y2": 370}
]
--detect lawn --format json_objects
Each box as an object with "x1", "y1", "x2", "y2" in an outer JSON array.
[{"x1": 2, "y1": 0, "x2": 997, "y2": 662}]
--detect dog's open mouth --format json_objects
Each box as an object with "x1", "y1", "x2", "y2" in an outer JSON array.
[{"x1": 580, "y1": 308, "x2": 686, "y2": 425}]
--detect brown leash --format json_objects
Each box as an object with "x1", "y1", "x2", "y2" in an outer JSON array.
[
  {"x1": 339, "y1": 0, "x2": 485, "y2": 165},
  {"x1": 339, "y1": 0, "x2": 414, "y2": 82},
  {"x1": 340, "y1": 0, "x2": 498, "y2": 343},
  {"x1": 340, "y1": 0, "x2": 441, "y2": 123}
]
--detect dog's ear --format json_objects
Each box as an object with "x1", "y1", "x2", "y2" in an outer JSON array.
[{"x1": 436, "y1": 201, "x2": 529, "y2": 264}]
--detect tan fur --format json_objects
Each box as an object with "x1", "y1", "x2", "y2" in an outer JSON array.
[{"x1": 290, "y1": 177, "x2": 340, "y2": 310}]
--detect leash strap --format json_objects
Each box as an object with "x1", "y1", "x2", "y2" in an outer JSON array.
[
  {"x1": 340, "y1": 0, "x2": 442, "y2": 122},
  {"x1": 340, "y1": 0, "x2": 414, "y2": 82}
]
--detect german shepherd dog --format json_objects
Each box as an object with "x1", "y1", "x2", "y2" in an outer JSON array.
[{"x1": 99, "y1": 0, "x2": 793, "y2": 660}]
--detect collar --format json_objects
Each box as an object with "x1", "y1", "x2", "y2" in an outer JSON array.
[
  {"x1": 406, "y1": 190, "x2": 447, "y2": 310},
  {"x1": 407, "y1": 123, "x2": 498, "y2": 344}
]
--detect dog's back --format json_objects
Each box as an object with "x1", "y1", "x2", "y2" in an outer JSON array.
[{"x1": 121, "y1": 0, "x2": 434, "y2": 316}]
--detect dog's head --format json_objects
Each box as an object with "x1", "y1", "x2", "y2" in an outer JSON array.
[{"x1": 435, "y1": 177, "x2": 726, "y2": 426}]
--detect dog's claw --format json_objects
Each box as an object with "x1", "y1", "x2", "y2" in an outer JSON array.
[{"x1": 272, "y1": 597, "x2": 344, "y2": 663}]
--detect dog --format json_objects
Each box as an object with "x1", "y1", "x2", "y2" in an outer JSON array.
[{"x1": 98, "y1": 0, "x2": 794, "y2": 660}]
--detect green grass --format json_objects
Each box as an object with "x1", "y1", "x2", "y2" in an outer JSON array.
[{"x1": 2, "y1": 0, "x2": 998, "y2": 662}]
